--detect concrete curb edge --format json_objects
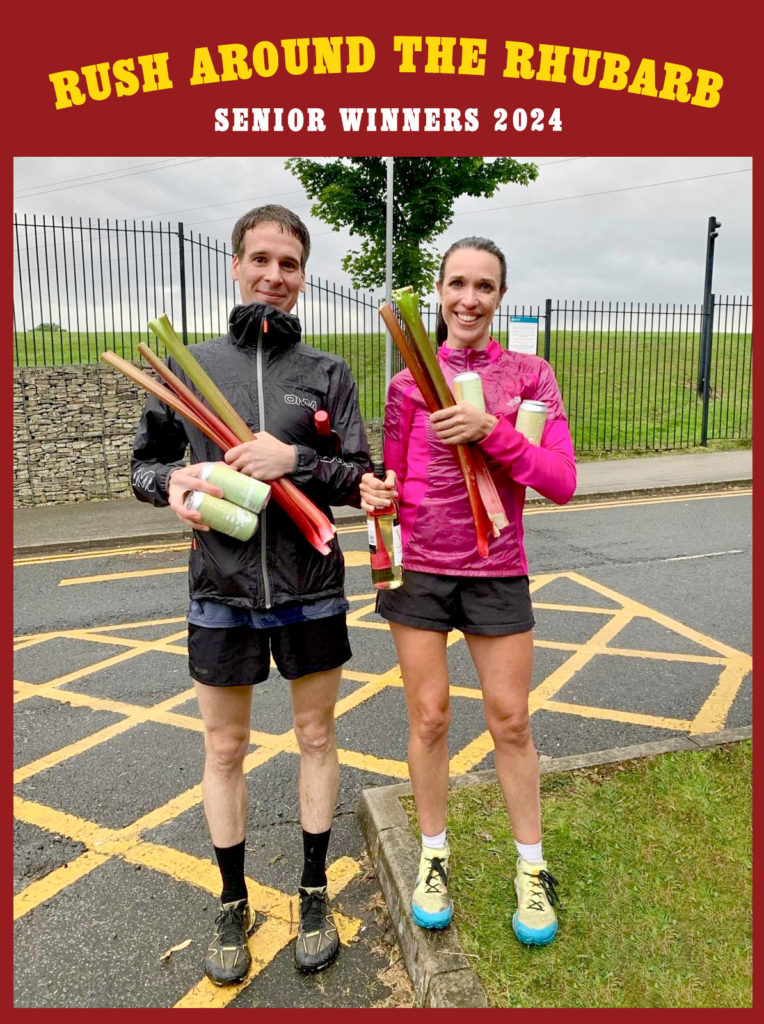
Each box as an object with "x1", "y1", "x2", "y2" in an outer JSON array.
[
  {"x1": 12, "y1": 480, "x2": 751, "y2": 559},
  {"x1": 11, "y1": 511, "x2": 369, "y2": 559},
  {"x1": 357, "y1": 725, "x2": 752, "y2": 1008}
]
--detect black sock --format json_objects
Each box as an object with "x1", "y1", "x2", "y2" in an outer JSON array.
[
  {"x1": 300, "y1": 828, "x2": 331, "y2": 889},
  {"x1": 213, "y1": 840, "x2": 248, "y2": 905}
]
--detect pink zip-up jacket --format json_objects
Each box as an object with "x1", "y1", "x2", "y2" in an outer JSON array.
[{"x1": 383, "y1": 338, "x2": 577, "y2": 577}]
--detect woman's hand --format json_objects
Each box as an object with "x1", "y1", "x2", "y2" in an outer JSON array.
[
  {"x1": 167, "y1": 464, "x2": 224, "y2": 532},
  {"x1": 429, "y1": 402, "x2": 498, "y2": 445},
  {"x1": 359, "y1": 469, "x2": 398, "y2": 514},
  {"x1": 224, "y1": 433, "x2": 297, "y2": 481}
]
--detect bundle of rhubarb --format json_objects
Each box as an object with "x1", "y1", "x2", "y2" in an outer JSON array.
[
  {"x1": 380, "y1": 287, "x2": 508, "y2": 559},
  {"x1": 100, "y1": 314, "x2": 336, "y2": 556}
]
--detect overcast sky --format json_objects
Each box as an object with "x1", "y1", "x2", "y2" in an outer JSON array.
[{"x1": 12, "y1": 156, "x2": 752, "y2": 308}]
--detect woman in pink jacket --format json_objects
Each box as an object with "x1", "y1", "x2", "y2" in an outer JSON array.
[{"x1": 360, "y1": 237, "x2": 576, "y2": 945}]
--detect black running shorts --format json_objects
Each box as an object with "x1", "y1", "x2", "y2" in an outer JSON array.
[
  {"x1": 188, "y1": 612, "x2": 352, "y2": 685},
  {"x1": 376, "y1": 570, "x2": 534, "y2": 636}
]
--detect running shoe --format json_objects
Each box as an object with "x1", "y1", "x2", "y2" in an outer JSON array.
[
  {"x1": 204, "y1": 898, "x2": 257, "y2": 985},
  {"x1": 512, "y1": 857, "x2": 561, "y2": 946},
  {"x1": 411, "y1": 844, "x2": 453, "y2": 929},
  {"x1": 294, "y1": 886, "x2": 340, "y2": 973}
]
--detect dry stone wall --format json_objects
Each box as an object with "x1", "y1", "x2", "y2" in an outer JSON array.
[{"x1": 13, "y1": 365, "x2": 382, "y2": 508}]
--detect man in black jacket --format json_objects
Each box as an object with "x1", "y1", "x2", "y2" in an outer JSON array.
[{"x1": 131, "y1": 205, "x2": 372, "y2": 984}]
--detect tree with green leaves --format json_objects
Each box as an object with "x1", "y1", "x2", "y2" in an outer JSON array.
[{"x1": 284, "y1": 157, "x2": 538, "y2": 295}]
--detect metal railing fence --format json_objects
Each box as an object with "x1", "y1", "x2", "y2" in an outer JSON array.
[
  {"x1": 542, "y1": 297, "x2": 752, "y2": 452},
  {"x1": 13, "y1": 214, "x2": 752, "y2": 450}
]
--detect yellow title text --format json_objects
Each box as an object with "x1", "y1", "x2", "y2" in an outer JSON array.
[{"x1": 47, "y1": 37, "x2": 723, "y2": 111}]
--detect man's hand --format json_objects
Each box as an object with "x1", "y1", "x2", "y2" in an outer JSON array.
[
  {"x1": 224, "y1": 433, "x2": 297, "y2": 481},
  {"x1": 429, "y1": 402, "x2": 498, "y2": 445},
  {"x1": 167, "y1": 464, "x2": 224, "y2": 532},
  {"x1": 359, "y1": 469, "x2": 398, "y2": 514}
]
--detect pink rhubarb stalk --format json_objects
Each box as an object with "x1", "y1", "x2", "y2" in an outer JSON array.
[
  {"x1": 101, "y1": 347, "x2": 333, "y2": 555},
  {"x1": 382, "y1": 288, "x2": 509, "y2": 557}
]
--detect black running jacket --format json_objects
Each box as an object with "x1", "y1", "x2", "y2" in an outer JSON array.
[{"x1": 131, "y1": 302, "x2": 372, "y2": 609}]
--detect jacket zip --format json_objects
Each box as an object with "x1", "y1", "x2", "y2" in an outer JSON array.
[{"x1": 256, "y1": 325, "x2": 272, "y2": 609}]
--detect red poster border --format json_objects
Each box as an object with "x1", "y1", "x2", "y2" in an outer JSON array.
[{"x1": 6, "y1": 1, "x2": 756, "y2": 1016}]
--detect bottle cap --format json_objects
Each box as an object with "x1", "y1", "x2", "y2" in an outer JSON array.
[
  {"x1": 373, "y1": 461, "x2": 386, "y2": 480},
  {"x1": 314, "y1": 410, "x2": 331, "y2": 436}
]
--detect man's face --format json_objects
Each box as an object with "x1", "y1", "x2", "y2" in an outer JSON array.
[{"x1": 231, "y1": 222, "x2": 306, "y2": 313}]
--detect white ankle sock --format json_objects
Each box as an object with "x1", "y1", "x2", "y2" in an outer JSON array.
[
  {"x1": 515, "y1": 839, "x2": 544, "y2": 864},
  {"x1": 422, "y1": 829, "x2": 447, "y2": 850}
]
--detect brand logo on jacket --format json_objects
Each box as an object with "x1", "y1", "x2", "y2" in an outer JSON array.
[
  {"x1": 284, "y1": 394, "x2": 318, "y2": 411},
  {"x1": 319, "y1": 454, "x2": 352, "y2": 467},
  {"x1": 131, "y1": 465, "x2": 157, "y2": 493}
]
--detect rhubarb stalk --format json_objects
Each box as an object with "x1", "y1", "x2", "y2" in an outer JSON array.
[
  {"x1": 137, "y1": 343, "x2": 241, "y2": 449},
  {"x1": 382, "y1": 288, "x2": 509, "y2": 556},
  {"x1": 145, "y1": 317, "x2": 337, "y2": 548},
  {"x1": 148, "y1": 315, "x2": 252, "y2": 442},
  {"x1": 100, "y1": 347, "x2": 334, "y2": 555},
  {"x1": 101, "y1": 351, "x2": 231, "y2": 452}
]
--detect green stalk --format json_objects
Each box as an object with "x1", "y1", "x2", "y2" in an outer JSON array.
[
  {"x1": 391, "y1": 287, "x2": 454, "y2": 408},
  {"x1": 379, "y1": 303, "x2": 440, "y2": 413},
  {"x1": 386, "y1": 287, "x2": 509, "y2": 552},
  {"x1": 148, "y1": 315, "x2": 252, "y2": 442},
  {"x1": 145, "y1": 316, "x2": 336, "y2": 551}
]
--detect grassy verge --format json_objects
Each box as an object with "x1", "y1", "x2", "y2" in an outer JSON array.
[{"x1": 404, "y1": 741, "x2": 752, "y2": 1008}]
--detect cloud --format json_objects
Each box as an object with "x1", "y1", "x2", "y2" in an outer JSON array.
[{"x1": 13, "y1": 155, "x2": 752, "y2": 306}]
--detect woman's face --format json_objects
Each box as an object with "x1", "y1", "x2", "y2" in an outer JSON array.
[{"x1": 436, "y1": 248, "x2": 506, "y2": 350}]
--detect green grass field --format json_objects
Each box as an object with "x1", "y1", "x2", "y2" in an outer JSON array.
[
  {"x1": 404, "y1": 741, "x2": 752, "y2": 1009},
  {"x1": 14, "y1": 328, "x2": 751, "y2": 453},
  {"x1": 541, "y1": 328, "x2": 751, "y2": 452}
]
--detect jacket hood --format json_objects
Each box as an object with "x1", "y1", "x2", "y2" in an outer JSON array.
[{"x1": 228, "y1": 302, "x2": 303, "y2": 348}]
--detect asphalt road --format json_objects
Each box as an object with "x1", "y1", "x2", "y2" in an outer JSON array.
[{"x1": 13, "y1": 488, "x2": 752, "y2": 1008}]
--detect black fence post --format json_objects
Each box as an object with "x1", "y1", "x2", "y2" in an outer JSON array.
[
  {"x1": 178, "y1": 222, "x2": 189, "y2": 345},
  {"x1": 544, "y1": 299, "x2": 552, "y2": 361},
  {"x1": 698, "y1": 215, "x2": 721, "y2": 394},
  {"x1": 700, "y1": 292, "x2": 715, "y2": 446}
]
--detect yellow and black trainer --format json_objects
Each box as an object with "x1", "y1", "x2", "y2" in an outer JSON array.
[
  {"x1": 204, "y1": 898, "x2": 257, "y2": 985},
  {"x1": 294, "y1": 885, "x2": 340, "y2": 973},
  {"x1": 512, "y1": 857, "x2": 561, "y2": 946},
  {"x1": 411, "y1": 844, "x2": 453, "y2": 929}
]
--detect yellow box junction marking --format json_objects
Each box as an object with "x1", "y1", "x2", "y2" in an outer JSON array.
[
  {"x1": 13, "y1": 556, "x2": 750, "y2": 1003},
  {"x1": 449, "y1": 571, "x2": 750, "y2": 774}
]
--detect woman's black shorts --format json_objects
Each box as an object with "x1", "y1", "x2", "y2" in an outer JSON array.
[{"x1": 376, "y1": 570, "x2": 534, "y2": 636}]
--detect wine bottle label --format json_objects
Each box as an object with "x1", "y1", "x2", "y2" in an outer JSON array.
[{"x1": 392, "y1": 521, "x2": 402, "y2": 565}]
